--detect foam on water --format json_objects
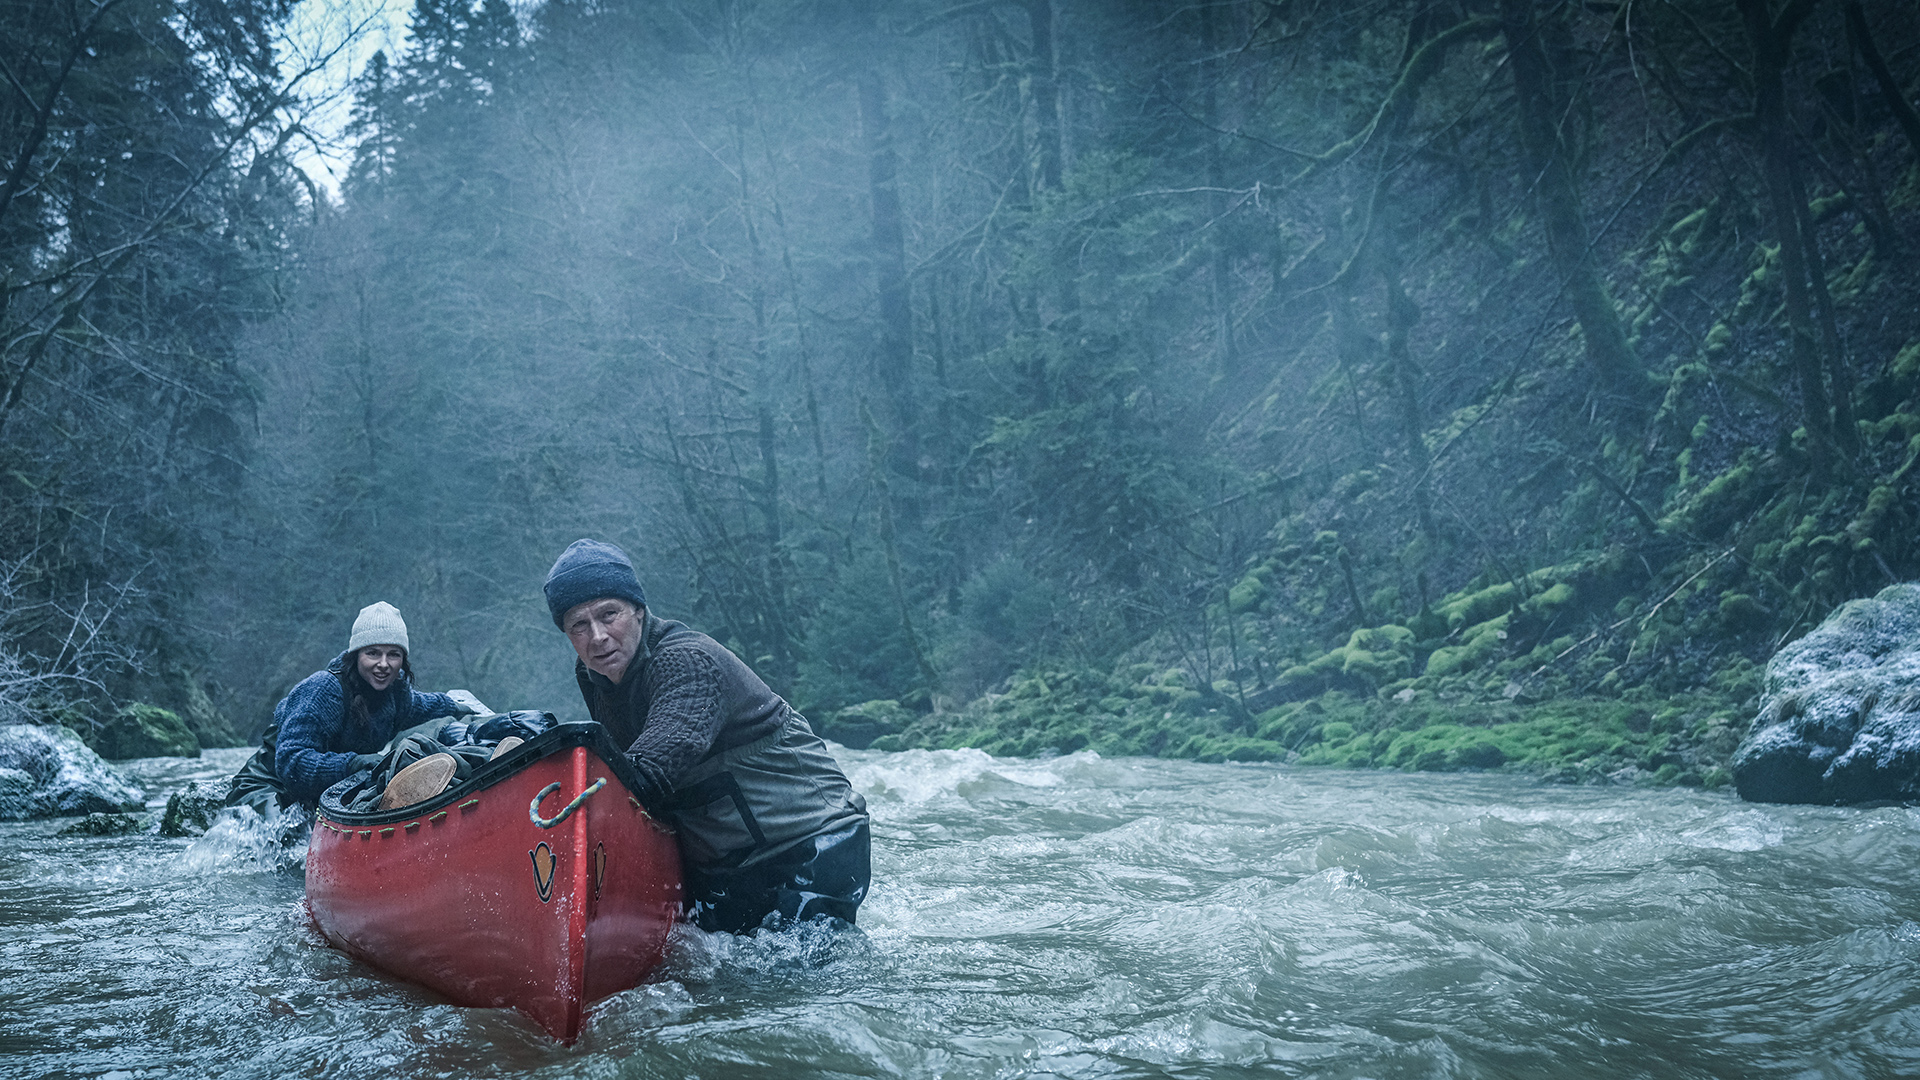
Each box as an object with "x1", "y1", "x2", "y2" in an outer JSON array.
[
  {"x1": 176, "y1": 805, "x2": 310, "y2": 876},
  {"x1": 5, "y1": 747, "x2": 1920, "y2": 1078}
]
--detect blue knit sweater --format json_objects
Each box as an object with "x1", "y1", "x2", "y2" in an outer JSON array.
[{"x1": 272, "y1": 652, "x2": 463, "y2": 805}]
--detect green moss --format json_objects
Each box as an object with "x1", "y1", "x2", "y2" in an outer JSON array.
[
  {"x1": 1662, "y1": 448, "x2": 1768, "y2": 536},
  {"x1": 1437, "y1": 581, "x2": 1517, "y2": 630},
  {"x1": 1892, "y1": 341, "x2": 1920, "y2": 383},
  {"x1": 1520, "y1": 582, "x2": 1576, "y2": 618},
  {"x1": 1831, "y1": 251, "x2": 1875, "y2": 301},
  {"x1": 1228, "y1": 574, "x2": 1268, "y2": 613},
  {"x1": 91, "y1": 704, "x2": 200, "y2": 760},
  {"x1": 1425, "y1": 613, "x2": 1509, "y2": 677},
  {"x1": 1717, "y1": 592, "x2": 1770, "y2": 633},
  {"x1": 1704, "y1": 322, "x2": 1733, "y2": 356}
]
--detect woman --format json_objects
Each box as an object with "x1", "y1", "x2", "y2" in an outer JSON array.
[{"x1": 228, "y1": 601, "x2": 470, "y2": 812}]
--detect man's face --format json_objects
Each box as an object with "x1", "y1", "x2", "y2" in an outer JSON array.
[
  {"x1": 357, "y1": 645, "x2": 405, "y2": 692},
  {"x1": 564, "y1": 598, "x2": 643, "y2": 684}
]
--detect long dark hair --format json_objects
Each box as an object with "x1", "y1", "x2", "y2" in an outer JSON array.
[{"x1": 339, "y1": 646, "x2": 415, "y2": 733}]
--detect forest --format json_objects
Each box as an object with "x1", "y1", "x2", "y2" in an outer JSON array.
[{"x1": 3, "y1": 0, "x2": 1917, "y2": 787}]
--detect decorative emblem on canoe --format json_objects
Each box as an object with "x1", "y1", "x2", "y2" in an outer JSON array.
[
  {"x1": 594, "y1": 842, "x2": 606, "y2": 897},
  {"x1": 530, "y1": 841, "x2": 557, "y2": 903}
]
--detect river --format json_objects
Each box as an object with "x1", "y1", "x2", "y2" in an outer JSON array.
[{"x1": 4, "y1": 745, "x2": 1919, "y2": 1078}]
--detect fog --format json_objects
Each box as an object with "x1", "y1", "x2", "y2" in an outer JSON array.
[{"x1": 3, "y1": 0, "x2": 1917, "y2": 765}]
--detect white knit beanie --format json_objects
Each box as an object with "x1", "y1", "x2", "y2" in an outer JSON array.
[{"x1": 348, "y1": 601, "x2": 410, "y2": 653}]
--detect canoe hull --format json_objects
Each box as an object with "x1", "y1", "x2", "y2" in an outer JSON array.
[{"x1": 307, "y1": 742, "x2": 682, "y2": 1040}]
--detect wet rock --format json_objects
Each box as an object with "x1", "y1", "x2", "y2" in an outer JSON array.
[
  {"x1": 0, "y1": 724, "x2": 145, "y2": 819},
  {"x1": 57, "y1": 812, "x2": 146, "y2": 836},
  {"x1": 93, "y1": 704, "x2": 201, "y2": 760},
  {"x1": 815, "y1": 700, "x2": 912, "y2": 750},
  {"x1": 1733, "y1": 582, "x2": 1920, "y2": 804},
  {"x1": 158, "y1": 778, "x2": 231, "y2": 837}
]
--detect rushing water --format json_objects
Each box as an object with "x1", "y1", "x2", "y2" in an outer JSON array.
[{"x1": 5, "y1": 746, "x2": 1920, "y2": 1079}]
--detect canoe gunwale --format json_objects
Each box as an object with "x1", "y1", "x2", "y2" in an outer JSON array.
[{"x1": 316, "y1": 721, "x2": 652, "y2": 828}]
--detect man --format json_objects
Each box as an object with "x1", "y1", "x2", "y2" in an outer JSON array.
[{"x1": 544, "y1": 538, "x2": 871, "y2": 933}]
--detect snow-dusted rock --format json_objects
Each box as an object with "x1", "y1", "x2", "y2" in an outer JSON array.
[
  {"x1": 1733, "y1": 583, "x2": 1920, "y2": 804},
  {"x1": 0, "y1": 724, "x2": 146, "y2": 819},
  {"x1": 158, "y1": 777, "x2": 232, "y2": 837}
]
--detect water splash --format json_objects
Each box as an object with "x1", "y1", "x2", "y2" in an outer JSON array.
[{"x1": 177, "y1": 804, "x2": 309, "y2": 875}]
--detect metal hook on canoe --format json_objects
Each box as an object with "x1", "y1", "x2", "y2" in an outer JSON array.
[{"x1": 530, "y1": 778, "x2": 606, "y2": 828}]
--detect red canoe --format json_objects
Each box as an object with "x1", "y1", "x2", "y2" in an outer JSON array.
[{"x1": 306, "y1": 722, "x2": 682, "y2": 1040}]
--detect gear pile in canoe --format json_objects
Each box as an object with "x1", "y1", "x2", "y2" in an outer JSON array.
[{"x1": 307, "y1": 720, "x2": 682, "y2": 1041}]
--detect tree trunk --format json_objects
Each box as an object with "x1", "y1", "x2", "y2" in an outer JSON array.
[
  {"x1": 1498, "y1": 0, "x2": 1646, "y2": 398},
  {"x1": 729, "y1": 109, "x2": 795, "y2": 676},
  {"x1": 1846, "y1": 1, "x2": 1920, "y2": 165},
  {"x1": 862, "y1": 401, "x2": 940, "y2": 696},
  {"x1": 1024, "y1": 0, "x2": 1063, "y2": 193},
  {"x1": 1736, "y1": 0, "x2": 1837, "y2": 471},
  {"x1": 1789, "y1": 156, "x2": 1859, "y2": 455},
  {"x1": 1382, "y1": 251, "x2": 1437, "y2": 541},
  {"x1": 1201, "y1": 0, "x2": 1236, "y2": 377},
  {"x1": 756, "y1": 402, "x2": 794, "y2": 680},
  {"x1": 858, "y1": 66, "x2": 920, "y2": 489},
  {"x1": 747, "y1": 70, "x2": 831, "y2": 500}
]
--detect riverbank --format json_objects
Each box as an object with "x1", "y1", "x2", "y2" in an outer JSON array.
[
  {"x1": 826, "y1": 532, "x2": 1790, "y2": 787},
  {"x1": 844, "y1": 675, "x2": 1749, "y2": 788}
]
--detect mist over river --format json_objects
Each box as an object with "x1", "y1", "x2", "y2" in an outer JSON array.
[{"x1": 6, "y1": 746, "x2": 1920, "y2": 1079}]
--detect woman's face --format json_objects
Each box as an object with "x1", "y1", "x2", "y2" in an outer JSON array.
[{"x1": 357, "y1": 645, "x2": 406, "y2": 692}]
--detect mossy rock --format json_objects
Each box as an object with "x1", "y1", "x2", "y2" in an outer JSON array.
[
  {"x1": 818, "y1": 699, "x2": 917, "y2": 749},
  {"x1": 1228, "y1": 574, "x2": 1268, "y2": 613},
  {"x1": 1342, "y1": 647, "x2": 1410, "y2": 686},
  {"x1": 159, "y1": 779, "x2": 232, "y2": 837},
  {"x1": 1408, "y1": 606, "x2": 1448, "y2": 643},
  {"x1": 1424, "y1": 614, "x2": 1509, "y2": 678},
  {"x1": 1450, "y1": 737, "x2": 1507, "y2": 769},
  {"x1": 1347, "y1": 624, "x2": 1413, "y2": 653},
  {"x1": 93, "y1": 705, "x2": 200, "y2": 760},
  {"x1": 57, "y1": 812, "x2": 146, "y2": 836},
  {"x1": 1519, "y1": 582, "x2": 1576, "y2": 618},
  {"x1": 1437, "y1": 582, "x2": 1518, "y2": 630}
]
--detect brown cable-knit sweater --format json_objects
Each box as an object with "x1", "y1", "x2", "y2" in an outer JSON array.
[{"x1": 575, "y1": 613, "x2": 788, "y2": 805}]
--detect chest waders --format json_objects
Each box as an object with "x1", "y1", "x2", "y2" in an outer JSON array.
[
  {"x1": 659, "y1": 708, "x2": 866, "y2": 868},
  {"x1": 656, "y1": 709, "x2": 871, "y2": 931},
  {"x1": 225, "y1": 721, "x2": 290, "y2": 816}
]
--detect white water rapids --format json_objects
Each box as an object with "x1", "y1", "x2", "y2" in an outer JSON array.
[{"x1": 5, "y1": 745, "x2": 1919, "y2": 1078}]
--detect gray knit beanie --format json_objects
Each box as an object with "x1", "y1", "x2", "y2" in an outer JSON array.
[
  {"x1": 348, "y1": 601, "x2": 410, "y2": 653},
  {"x1": 544, "y1": 539, "x2": 648, "y2": 627}
]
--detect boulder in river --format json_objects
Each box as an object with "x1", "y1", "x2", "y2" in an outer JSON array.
[
  {"x1": 158, "y1": 778, "x2": 232, "y2": 837},
  {"x1": 57, "y1": 812, "x2": 147, "y2": 836},
  {"x1": 0, "y1": 724, "x2": 146, "y2": 819},
  {"x1": 1732, "y1": 582, "x2": 1920, "y2": 804}
]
